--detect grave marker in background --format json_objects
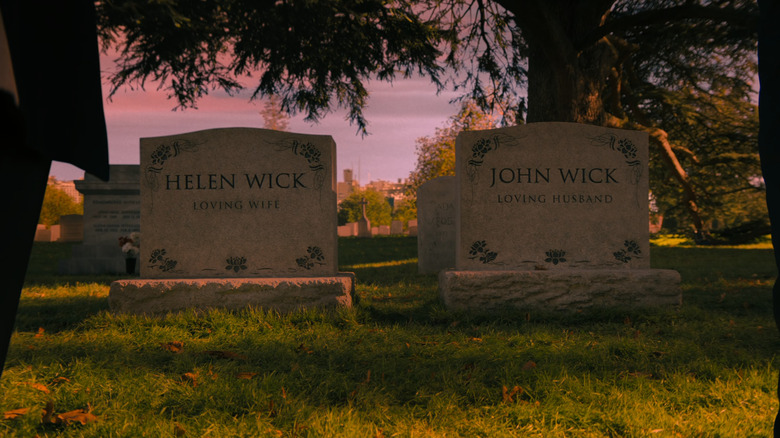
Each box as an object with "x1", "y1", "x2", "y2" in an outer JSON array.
[
  {"x1": 417, "y1": 176, "x2": 456, "y2": 274},
  {"x1": 58, "y1": 215, "x2": 84, "y2": 242},
  {"x1": 59, "y1": 165, "x2": 140, "y2": 274},
  {"x1": 357, "y1": 197, "x2": 372, "y2": 237}
]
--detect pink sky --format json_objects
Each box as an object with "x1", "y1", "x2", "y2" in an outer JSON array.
[{"x1": 48, "y1": 53, "x2": 463, "y2": 184}]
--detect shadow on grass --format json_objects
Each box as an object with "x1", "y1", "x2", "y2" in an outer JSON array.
[{"x1": 14, "y1": 294, "x2": 110, "y2": 333}]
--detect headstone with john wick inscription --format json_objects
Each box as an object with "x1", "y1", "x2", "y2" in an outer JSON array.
[
  {"x1": 109, "y1": 128, "x2": 354, "y2": 314},
  {"x1": 439, "y1": 122, "x2": 680, "y2": 312}
]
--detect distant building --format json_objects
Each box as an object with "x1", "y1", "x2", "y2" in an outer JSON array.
[
  {"x1": 337, "y1": 169, "x2": 359, "y2": 202},
  {"x1": 364, "y1": 178, "x2": 408, "y2": 208},
  {"x1": 48, "y1": 176, "x2": 83, "y2": 204},
  {"x1": 336, "y1": 169, "x2": 409, "y2": 208}
]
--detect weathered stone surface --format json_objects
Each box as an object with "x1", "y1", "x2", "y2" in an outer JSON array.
[
  {"x1": 417, "y1": 176, "x2": 456, "y2": 274},
  {"x1": 58, "y1": 214, "x2": 84, "y2": 242},
  {"x1": 109, "y1": 274, "x2": 355, "y2": 314},
  {"x1": 456, "y1": 123, "x2": 650, "y2": 271},
  {"x1": 140, "y1": 128, "x2": 337, "y2": 278},
  {"x1": 59, "y1": 165, "x2": 140, "y2": 274},
  {"x1": 439, "y1": 269, "x2": 681, "y2": 312},
  {"x1": 338, "y1": 222, "x2": 357, "y2": 237}
]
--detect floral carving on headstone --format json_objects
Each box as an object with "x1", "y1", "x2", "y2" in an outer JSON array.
[
  {"x1": 225, "y1": 256, "x2": 248, "y2": 273},
  {"x1": 145, "y1": 140, "x2": 201, "y2": 190},
  {"x1": 613, "y1": 240, "x2": 642, "y2": 263},
  {"x1": 296, "y1": 246, "x2": 326, "y2": 270},
  {"x1": 468, "y1": 240, "x2": 498, "y2": 264},
  {"x1": 148, "y1": 248, "x2": 178, "y2": 272},
  {"x1": 467, "y1": 137, "x2": 498, "y2": 184},
  {"x1": 588, "y1": 134, "x2": 642, "y2": 184},
  {"x1": 274, "y1": 139, "x2": 325, "y2": 190},
  {"x1": 544, "y1": 249, "x2": 567, "y2": 265}
]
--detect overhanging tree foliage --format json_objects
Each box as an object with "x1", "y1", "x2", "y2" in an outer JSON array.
[
  {"x1": 97, "y1": 0, "x2": 760, "y2": 237},
  {"x1": 405, "y1": 100, "x2": 500, "y2": 211}
]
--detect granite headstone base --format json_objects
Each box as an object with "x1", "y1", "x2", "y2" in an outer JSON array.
[
  {"x1": 439, "y1": 269, "x2": 681, "y2": 312},
  {"x1": 109, "y1": 274, "x2": 355, "y2": 314}
]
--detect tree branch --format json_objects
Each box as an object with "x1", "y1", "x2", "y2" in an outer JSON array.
[{"x1": 581, "y1": 3, "x2": 758, "y2": 49}]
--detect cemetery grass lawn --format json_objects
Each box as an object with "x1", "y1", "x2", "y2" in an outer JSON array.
[{"x1": 1, "y1": 238, "x2": 778, "y2": 437}]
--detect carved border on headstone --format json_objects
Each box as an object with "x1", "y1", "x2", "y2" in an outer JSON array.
[
  {"x1": 588, "y1": 133, "x2": 642, "y2": 184},
  {"x1": 466, "y1": 134, "x2": 522, "y2": 184},
  {"x1": 269, "y1": 139, "x2": 326, "y2": 190},
  {"x1": 145, "y1": 140, "x2": 202, "y2": 191}
]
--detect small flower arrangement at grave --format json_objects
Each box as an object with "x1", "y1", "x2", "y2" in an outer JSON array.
[{"x1": 119, "y1": 232, "x2": 140, "y2": 259}]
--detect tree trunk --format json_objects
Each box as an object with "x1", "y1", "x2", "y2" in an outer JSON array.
[
  {"x1": 505, "y1": 0, "x2": 708, "y2": 236},
  {"x1": 526, "y1": 42, "x2": 611, "y2": 124}
]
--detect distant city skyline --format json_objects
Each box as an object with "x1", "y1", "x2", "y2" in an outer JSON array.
[{"x1": 49, "y1": 62, "x2": 464, "y2": 184}]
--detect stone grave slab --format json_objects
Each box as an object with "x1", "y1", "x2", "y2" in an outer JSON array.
[
  {"x1": 59, "y1": 165, "x2": 140, "y2": 274},
  {"x1": 49, "y1": 225, "x2": 60, "y2": 242},
  {"x1": 109, "y1": 128, "x2": 353, "y2": 314},
  {"x1": 58, "y1": 214, "x2": 84, "y2": 242},
  {"x1": 417, "y1": 176, "x2": 457, "y2": 274},
  {"x1": 378, "y1": 225, "x2": 390, "y2": 235},
  {"x1": 440, "y1": 122, "x2": 680, "y2": 312},
  {"x1": 390, "y1": 220, "x2": 404, "y2": 235},
  {"x1": 34, "y1": 225, "x2": 50, "y2": 242},
  {"x1": 338, "y1": 222, "x2": 358, "y2": 237},
  {"x1": 407, "y1": 219, "x2": 418, "y2": 236}
]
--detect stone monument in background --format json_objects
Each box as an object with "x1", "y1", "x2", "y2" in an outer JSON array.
[
  {"x1": 59, "y1": 165, "x2": 140, "y2": 274},
  {"x1": 109, "y1": 128, "x2": 354, "y2": 314},
  {"x1": 417, "y1": 176, "x2": 456, "y2": 274},
  {"x1": 439, "y1": 122, "x2": 681, "y2": 312},
  {"x1": 356, "y1": 197, "x2": 372, "y2": 238}
]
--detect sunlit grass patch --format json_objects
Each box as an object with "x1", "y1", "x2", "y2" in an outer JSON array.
[{"x1": 1, "y1": 238, "x2": 778, "y2": 437}]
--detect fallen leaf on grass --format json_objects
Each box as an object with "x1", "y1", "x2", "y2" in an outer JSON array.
[
  {"x1": 49, "y1": 377, "x2": 70, "y2": 385},
  {"x1": 19, "y1": 382, "x2": 50, "y2": 393},
  {"x1": 174, "y1": 422, "x2": 187, "y2": 437},
  {"x1": 522, "y1": 361, "x2": 537, "y2": 371},
  {"x1": 181, "y1": 372, "x2": 198, "y2": 387},
  {"x1": 55, "y1": 409, "x2": 99, "y2": 425},
  {"x1": 202, "y1": 350, "x2": 246, "y2": 360},
  {"x1": 35, "y1": 327, "x2": 45, "y2": 338},
  {"x1": 237, "y1": 372, "x2": 258, "y2": 380},
  {"x1": 3, "y1": 408, "x2": 30, "y2": 420},
  {"x1": 161, "y1": 341, "x2": 184, "y2": 353},
  {"x1": 502, "y1": 385, "x2": 523, "y2": 403},
  {"x1": 296, "y1": 344, "x2": 314, "y2": 355}
]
